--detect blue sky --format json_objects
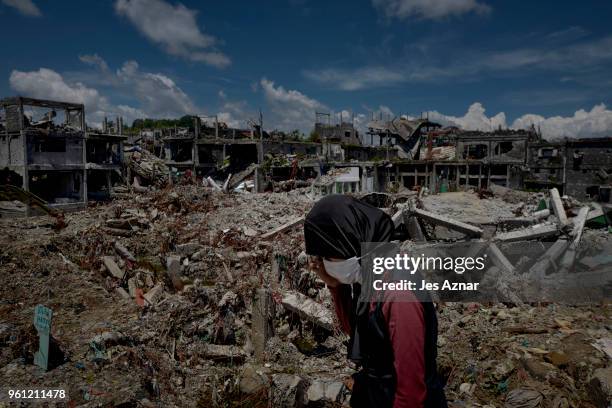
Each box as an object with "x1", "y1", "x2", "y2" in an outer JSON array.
[{"x1": 1, "y1": 0, "x2": 612, "y2": 139}]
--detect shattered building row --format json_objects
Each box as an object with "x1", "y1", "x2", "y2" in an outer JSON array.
[{"x1": 1, "y1": 96, "x2": 611, "y2": 214}]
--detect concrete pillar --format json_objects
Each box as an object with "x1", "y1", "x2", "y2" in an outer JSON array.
[
  {"x1": 506, "y1": 165, "x2": 510, "y2": 187},
  {"x1": 252, "y1": 288, "x2": 274, "y2": 361},
  {"x1": 455, "y1": 164, "x2": 460, "y2": 191},
  {"x1": 373, "y1": 165, "x2": 379, "y2": 192}
]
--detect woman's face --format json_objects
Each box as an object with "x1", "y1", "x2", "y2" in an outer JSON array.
[{"x1": 309, "y1": 256, "x2": 341, "y2": 288}]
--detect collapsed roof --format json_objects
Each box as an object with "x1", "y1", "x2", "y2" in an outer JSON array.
[{"x1": 367, "y1": 117, "x2": 441, "y2": 141}]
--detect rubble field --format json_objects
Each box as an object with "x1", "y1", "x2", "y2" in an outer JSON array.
[{"x1": 0, "y1": 185, "x2": 610, "y2": 408}]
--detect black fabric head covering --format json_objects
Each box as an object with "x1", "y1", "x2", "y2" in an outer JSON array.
[{"x1": 304, "y1": 194, "x2": 394, "y2": 259}]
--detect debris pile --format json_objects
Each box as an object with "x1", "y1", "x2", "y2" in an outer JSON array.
[
  {"x1": 0, "y1": 184, "x2": 609, "y2": 407},
  {"x1": 124, "y1": 146, "x2": 168, "y2": 187}
]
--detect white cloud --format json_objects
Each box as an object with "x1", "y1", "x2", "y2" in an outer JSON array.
[
  {"x1": 427, "y1": 102, "x2": 507, "y2": 131},
  {"x1": 10, "y1": 68, "x2": 108, "y2": 112},
  {"x1": 79, "y1": 54, "x2": 109, "y2": 73},
  {"x1": 8, "y1": 68, "x2": 145, "y2": 127},
  {"x1": 427, "y1": 102, "x2": 612, "y2": 140},
  {"x1": 217, "y1": 99, "x2": 252, "y2": 129},
  {"x1": 260, "y1": 78, "x2": 326, "y2": 132},
  {"x1": 372, "y1": 0, "x2": 490, "y2": 20},
  {"x1": 304, "y1": 66, "x2": 405, "y2": 91},
  {"x1": 1, "y1": 0, "x2": 41, "y2": 17},
  {"x1": 512, "y1": 104, "x2": 612, "y2": 140},
  {"x1": 114, "y1": 0, "x2": 230, "y2": 68},
  {"x1": 8, "y1": 56, "x2": 199, "y2": 127},
  {"x1": 116, "y1": 60, "x2": 197, "y2": 117}
]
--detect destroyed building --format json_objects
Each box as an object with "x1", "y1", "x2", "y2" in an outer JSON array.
[
  {"x1": 313, "y1": 113, "x2": 361, "y2": 146},
  {"x1": 366, "y1": 116, "x2": 441, "y2": 158},
  {"x1": 0, "y1": 97, "x2": 126, "y2": 213},
  {"x1": 527, "y1": 137, "x2": 612, "y2": 203}
]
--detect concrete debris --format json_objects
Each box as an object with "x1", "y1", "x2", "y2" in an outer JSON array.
[
  {"x1": 202, "y1": 344, "x2": 247, "y2": 363},
  {"x1": 252, "y1": 288, "x2": 274, "y2": 361},
  {"x1": 102, "y1": 256, "x2": 125, "y2": 280},
  {"x1": 239, "y1": 363, "x2": 270, "y2": 395},
  {"x1": 504, "y1": 388, "x2": 543, "y2": 408},
  {"x1": 306, "y1": 380, "x2": 346, "y2": 404},
  {"x1": 114, "y1": 241, "x2": 136, "y2": 262},
  {"x1": 271, "y1": 374, "x2": 308, "y2": 408},
  {"x1": 281, "y1": 291, "x2": 335, "y2": 331},
  {"x1": 494, "y1": 223, "x2": 559, "y2": 242},
  {"x1": 0, "y1": 173, "x2": 609, "y2": 407},
  {"x1": 143, "y1": 283, "x2": 164, "y2": 305},
  {"x1": 413, "y1": 207, "x2": 484, "y2": 237},
  {"x1": 550, "y1": 188, "x2": 569, "y2": 226},
  {"x1": 570, "y1": 206, "x2": 590, "y2": 245},
  {"x1": 260, "y1": 216, "x2": 305, "y2": 240}
]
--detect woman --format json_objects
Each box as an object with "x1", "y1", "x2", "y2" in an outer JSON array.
[{"x1": 304, "y1": 194, "x2": 446, "y2": 408}]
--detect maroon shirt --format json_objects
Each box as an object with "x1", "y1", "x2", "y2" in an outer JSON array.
[{"x1": 329, "y1": 287, "x2": 426, "y2": 408}]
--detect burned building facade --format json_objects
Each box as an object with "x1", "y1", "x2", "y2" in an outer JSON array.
[
  {"x1": 526, "y1": 137, "x2": 612, "y2": 202},
  {"x1": 0, "y1": 97, "x2": 125, "y2": 212}
]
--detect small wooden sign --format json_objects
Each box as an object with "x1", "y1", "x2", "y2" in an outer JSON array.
[{"x1": 33, "y1": 304, "x2": 53, "y2": 371}]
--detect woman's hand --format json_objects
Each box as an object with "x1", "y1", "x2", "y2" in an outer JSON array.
[{"x1": 309, "y1": 256, "x2": 340, "y2": 288}]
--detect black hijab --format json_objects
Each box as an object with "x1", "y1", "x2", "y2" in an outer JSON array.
[{"x1": 304, "y1": 195, "x2": 394, "y2": 259}]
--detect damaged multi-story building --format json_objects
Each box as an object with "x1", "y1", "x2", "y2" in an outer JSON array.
[
  {"x1": 526, "y1": 137, "x2": 612, "y2": 202},
  {"x1": 0, "y1": 97, "x2": 125, "y2": 212}
]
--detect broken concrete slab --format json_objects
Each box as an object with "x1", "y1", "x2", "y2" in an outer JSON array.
[
  {"x1": 222, "y1": 173, "x2": 232, "y2": 193},
  {"x1": 306, "y1": 380, "x2": 346, "y2": 404},
  {"x1": 406, "y1": 215, "x2": 426, "y2": 241},
  {"x1": 549, "y1": 188, "x2": 569, "y2": 226},
  {"x1": 527, "y1": 239, "x2": 569, "y2": 278},
  {"x1": 281, "y1": 291, "x2": 334, "y2": 331},
  {"x1": 239, "y1": 363, "x2": 270, "y2": 395},
  {"x1": 487, "y1": 243, "x2": 515, "y2": 273},
  {"x1": 587, "y1": 205, "x2": 604, "y2": 222},
  {"x1": 494, "y1": 223, "x2": 559, "y2": 242},
  {"x1": 102, "y1": 256, "x2": 125, "y2": 280},
  {"x1": 166, "y1": 255, "x2": 184, "y2": 291},
  {"x1": 206, "y1": 176, "x2": 222, "y2": 191},
  {"x1": 532, "y1": 208, "x2": 550, "y2": 220},
  {"x1": 202, "y1": 344, "x2": 247, "y2": 363},
  {"x1": 260, "y1": 216, "x2": 305, "y2": 240},
  {"x1": 143, "y1": 284, "x2": 164, "y2": 305},
  {"x1": 166, "y1": 255, "x2": 181, "y2": 275},
  {"x1": 570, "y1": 206, "x2": 590, "y2": 246},
  {"x1": 413, "y1": 208, "x2": 483, "y2": 237},
  {"x1": 127, "y1": 277, "x2": 137, "y2": 297},
  {"x1": 114, "y1": 241, "x2": 136, "y2": 262},
  {"x1": 391, "y1": 206, "x2": 405, "y2": 227},
  {"x1": 271, "y1": 374, "x2": 308, "y2": 408}
]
